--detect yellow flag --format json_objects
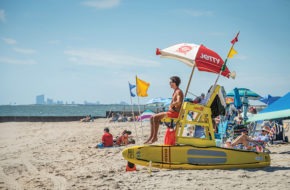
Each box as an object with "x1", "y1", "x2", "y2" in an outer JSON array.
[
  {"x1": 136, "y1": 76, "x2": 150, "y2": 97},
  {"x1": 228, "y1": 47, "x2": 238, "y2": 58}
]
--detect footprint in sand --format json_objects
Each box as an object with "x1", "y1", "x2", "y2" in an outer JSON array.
[
  {"x1": 0, "y1": 166, "x2": 22, "y2": 190},
  {"x1": 21, "y1": 152, "x2": 68, "y2": 190}
]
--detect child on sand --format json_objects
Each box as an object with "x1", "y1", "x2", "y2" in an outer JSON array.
[
  {"x1": 95, "y1": 127, "x2": 113, "y2": 148},
  {"x1": 115, "y1": 130, "x2": 132, "y2": 146}
]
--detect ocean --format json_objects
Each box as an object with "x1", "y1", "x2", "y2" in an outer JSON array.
[{"x1": 0, "y1": 104, "x2": 157, "y2": 117}]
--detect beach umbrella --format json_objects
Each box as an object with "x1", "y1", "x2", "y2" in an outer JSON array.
[
  {"x1": 233, "y1": 87, "x2": 242, "y2": 109},
  {"x1": 227, "y1": 88, "x2": 261, "y2": 122},
  {"x1": 146, "y1": 97, "x2": 171, "y2": 105},
  {"x1": 146, "y1": 97, "x2": 172, "y2": 112},
  {"x1": 226, "y1": 88, "x2": 261, "y2": 100},
  {"x1": 156, "y1": 43, "x2": 235, "y2": 97},
  {"x1": 137, "y1": 110, "x2": 155, "y2": 121},
  {"x1": 156, "y1": 43, "x2": 235, "y2": 78}
]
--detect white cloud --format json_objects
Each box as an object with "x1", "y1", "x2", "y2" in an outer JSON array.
[
  {"x1": 179, "y1": 10, "x2": 214, "y2": 17},
  {"x1": 2, "y1": 37, "x2": 17, "y2": 45},
  {"x1": 82, "y1": 0, "x2": 120, "y2": 9},
  {"x1": 0, "y1": 57, "x2": 37, "y2": 65},
  {"x1": 64, "y1": 48, "x2": 159, "y2": 68},
  {"x1": 13, "y1": 48, "x2": 36, "y2": 54},
  {"x1": 0, "y1": 9, "x2": 6, "y2": 22}
]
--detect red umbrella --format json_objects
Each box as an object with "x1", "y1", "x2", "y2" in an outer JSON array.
[{"x1": 156, "y1": 43, "x2": 235, "y2": 78}]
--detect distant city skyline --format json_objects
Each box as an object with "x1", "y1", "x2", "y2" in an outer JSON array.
[
  {"x1": 3, "y1": 93, "x2": 131, "y2": 105},
  {"x1": 1, "y1": 1, "x2": 290, "y2": 105},
  {"x1": 35, "y1": 94, "x2": 105, "y2": 105}
]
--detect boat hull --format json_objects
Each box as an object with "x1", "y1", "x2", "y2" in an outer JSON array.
[{"x1": 122, "y1": 145, "x2": 271, "y2": 169}]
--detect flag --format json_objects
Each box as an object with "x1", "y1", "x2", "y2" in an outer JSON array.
[
  {"x1": 231, "y1": 32, "x2": 240, "y2": 45},
  {"x1": 228, "y1": 47, "x2": 238, "y2": 58},
  {"x1": 136, "y1": 76, "x2": 150, "y2": 97},
  {"x1": 128, "y1": 82, "x2": 136, "y2": 97}
]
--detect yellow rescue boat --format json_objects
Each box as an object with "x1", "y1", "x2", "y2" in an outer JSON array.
[{"x1": 122, "y1": 85, "x2": 271, "y2": 169}]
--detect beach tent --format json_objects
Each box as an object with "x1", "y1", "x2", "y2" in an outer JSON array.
[
  {"x1": 248, "y1": 92, "x2": 290, "y2": 121},
  {"x1": 259, "y1": 94, "x2": 281, "y2": 105}
]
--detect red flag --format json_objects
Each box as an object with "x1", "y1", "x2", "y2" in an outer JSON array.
[{"x1": 231, "y1": 32, "x2": 240, "y2": 45}]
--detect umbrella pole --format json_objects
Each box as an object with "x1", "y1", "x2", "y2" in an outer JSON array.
[
  {"x1": 213, "y1": 69, "x2": 222, "y2": 87},
  {"x1": 184, "y1": 65, "x2": 196, "y2": 98}
]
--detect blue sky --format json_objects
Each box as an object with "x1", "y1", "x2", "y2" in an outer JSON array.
[{"x1": 0, "y1": 0, "x2": 289, "y2": 105}]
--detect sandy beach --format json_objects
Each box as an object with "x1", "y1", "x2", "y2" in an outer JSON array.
[{"x1": 0, "y1": 119, "x2": 290, "y2": 190}]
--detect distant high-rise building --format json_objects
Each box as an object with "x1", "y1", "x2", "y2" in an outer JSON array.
[
  {"x1": 56, "y1": 100, "x2": 63, "y2": 104},
  {"x1": 36, "y1": 95, "x2": 45, "y2": 104},
  {"x1": 47, "y1": 98, "x2": 54, "y2": 104}
]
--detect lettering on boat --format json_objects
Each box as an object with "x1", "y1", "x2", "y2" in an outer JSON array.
[
  {"x1": 135, "y1": 150, "x2": 140, "y2": 159},
  {"x1": 162, "y1": 147, "x2": 170, "y2": 163}
]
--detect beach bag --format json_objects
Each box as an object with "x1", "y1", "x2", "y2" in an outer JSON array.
[{"x1": 164, "y1": 128, "x2": 176, "y2": 145}]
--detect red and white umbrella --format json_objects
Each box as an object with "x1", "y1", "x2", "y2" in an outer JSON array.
[{"x1": 156, "y1": 43, "x2": 235, "y2": 78}]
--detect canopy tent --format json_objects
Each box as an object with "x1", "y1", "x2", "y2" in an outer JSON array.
[
  {"x1": 259, "y1": 94, "x2": 281, "y2": 105},
  {"x1": 248, "y1": 92, "x2": 290, "y2": 121}
]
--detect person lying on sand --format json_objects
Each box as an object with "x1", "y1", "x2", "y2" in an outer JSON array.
[{"x1": 80, "y1": 115, "x2": 93, "y2": 122}]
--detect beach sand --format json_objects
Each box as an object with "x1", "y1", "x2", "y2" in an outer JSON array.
[{"x1": 0, "y1": 119, "x2": 290, "y2": 190}]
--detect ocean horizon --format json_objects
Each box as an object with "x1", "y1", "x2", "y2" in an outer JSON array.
[{"x1": 0, "y1": 104, "x2": 157, "y2": 117}]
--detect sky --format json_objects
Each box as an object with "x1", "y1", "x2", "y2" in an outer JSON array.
[{"x1": 0, "y1": 0, "x2": 290, "y2": 105}]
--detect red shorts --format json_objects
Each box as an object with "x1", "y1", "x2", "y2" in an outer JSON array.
[{"x1": 166, "y1": 111, "x2": 179, "y2": 118}]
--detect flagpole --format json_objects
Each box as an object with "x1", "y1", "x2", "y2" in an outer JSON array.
[
  {"x1": 136, "y1": 75, "x2": 144, "y2": 141},
  {"x1": 128, "y1": 81, "x2": 139, "y2": 143},
  {"x1": 137, "y1": 95, "x2": 144, "y2": 141},
  {"x1": 213, "y1": 31, "x2": 240, "y2": 87}
]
